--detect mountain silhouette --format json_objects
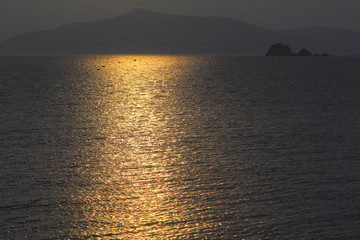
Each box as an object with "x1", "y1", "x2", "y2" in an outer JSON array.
[
  {"x1": 0, "y1": 9, "x2": 359, "y2": 54},
  {"x1": 0, "y1": 9, "x2": 297, "y2": 54}
]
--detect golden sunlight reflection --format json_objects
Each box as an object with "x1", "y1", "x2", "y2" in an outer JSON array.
[{"x1": 69, "y1": 56, "x2": 217, "y2": 239}]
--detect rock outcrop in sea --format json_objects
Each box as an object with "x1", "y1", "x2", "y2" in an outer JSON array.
[
  {"x1": 297, "y1": 48, "x2": 312, "y2": 56},
  {"x1": 266, "y1": 43, "x2": 329, "y2": 56},
  {"x1": 265, "y1": 43, "x2": 294, "y2": 56}
]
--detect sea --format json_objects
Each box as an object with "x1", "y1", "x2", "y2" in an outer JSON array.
[{"x1": 1, "y1": 55, "x2": 360, "y2": 239}]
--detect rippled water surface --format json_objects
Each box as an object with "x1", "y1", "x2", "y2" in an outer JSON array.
[{"x1": 1, "y1": 55, "x2": 360, "y2": 239}]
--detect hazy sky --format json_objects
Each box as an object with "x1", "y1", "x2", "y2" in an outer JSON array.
[{"x1": 1, "y1": 0, "x2": 360, "y2": 41}]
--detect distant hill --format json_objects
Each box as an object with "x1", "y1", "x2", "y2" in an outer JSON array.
[
  {"x1": 0, "y1": 9, "x2": 359, "y2": 55},
  {"x1": 0, "y1": 9, "x2": 298, "y2": 54}
]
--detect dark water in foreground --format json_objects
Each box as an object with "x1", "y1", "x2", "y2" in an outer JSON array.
[{"x1": 1, "y1": 55, "x2": 360, "y2": 239}]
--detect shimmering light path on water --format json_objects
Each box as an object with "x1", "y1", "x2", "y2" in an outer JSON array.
[
  {"x1": 69, "y1": 56, "x2": 222, "y2": 238},
  {"x1": 1, "y1": 56, "x2": 360, "y2": 239}
]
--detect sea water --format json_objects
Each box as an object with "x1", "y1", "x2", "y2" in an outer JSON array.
[{"x1": 1, "y1": 55, "x2": 360, "y2": 239}]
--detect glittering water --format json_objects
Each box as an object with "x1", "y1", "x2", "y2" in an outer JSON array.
[{"x1": 1, "y1": 55, "x2": 360, "y2": 239}]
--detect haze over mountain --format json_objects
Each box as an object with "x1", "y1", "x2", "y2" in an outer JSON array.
[
  {"x1": 278, "y1": 27, "x2": 360, "y2": 54},
  {"x1": 0, "y1": 9, "x2": 359, "y2": 55}
]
